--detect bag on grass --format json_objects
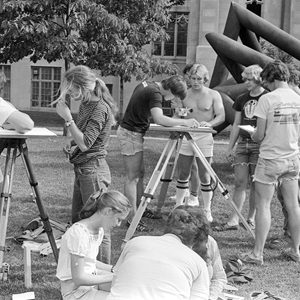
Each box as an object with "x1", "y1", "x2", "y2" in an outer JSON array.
[{"x1": 224, "y1": 255, "x2": 253, "y2": 284}]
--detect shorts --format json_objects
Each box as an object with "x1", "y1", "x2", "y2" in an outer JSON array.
[
  {"x1": 179, "y1": 132, "x2": 213, "y2": 158},
  {"x1": 117, "y1": 126, "x2": 144, "y2": 156},
  {"x1": 233, "y1": 138, "x2": 259, "y2": 166},
  {"x1": 253, "y1": 155, "x2": 299, "y2": 185}
]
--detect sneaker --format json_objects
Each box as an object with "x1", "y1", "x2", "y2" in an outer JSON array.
[
  {"x1": 186, "y1": 195, "x2": 199, "y2": 207},
  {"x1": 203, "y1": 209, "x2": 213, "y2": 223},
  {"x1": 281, "y1": 248, "x2": 300, "y2": 262},
  {"x1": 240, "y1": 252, "x2": 263, "y2": 265}
]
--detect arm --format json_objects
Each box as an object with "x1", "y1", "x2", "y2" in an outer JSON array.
[
  {"x1": 151, "y1": 107, "x2": 200, "y2": 128},
  {"x1": 71, "y1": 254, "x2": 113, "y2": 288},
  {"x1": 190, "y1": 265, "x2": 210, "y2": 300},
  {"x1": 205, "y1": 90, "x2": 225, "y2": 128},
  {"x1": 96, "y1": 260, "x2": 113, "y2": 273},
  {"x1": 4, "y1": 111, "x2": 34, "y2": 133},
  {"x1": 251, "y1": 117, "x2": 266, "y2": 143},
  {"x1": 56, "y1": 100, "x2": 88, "y2": 152},
  {"x1": 226, "y1": 111, "x2": 241, "y2": 158},
  {"x1": 208, "y1": 239, "x2": 227, "y2": 300}
]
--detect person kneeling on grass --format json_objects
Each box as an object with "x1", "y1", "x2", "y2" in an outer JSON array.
[
  {"x1": 106, "y1": 206, "x2": 210, "y2": 300},
  {"x1": 56, "y1": 190, "x2": 131, "y2": 300}
]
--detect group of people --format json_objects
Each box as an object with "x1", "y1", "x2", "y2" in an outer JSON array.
[{"x1": 1, "y1": 58, "x2": 300, "y2": 299}]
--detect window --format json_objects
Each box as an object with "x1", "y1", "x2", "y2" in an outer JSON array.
[
  {"x1": 31, "y1": 67, "x2": 61, "y2": 108},
  {"x1": 0, "y1": 65, "x2": 11, "y2": 101},
  {"x1": 153, "y1": 12, "x2": 189, "y2": 58}
]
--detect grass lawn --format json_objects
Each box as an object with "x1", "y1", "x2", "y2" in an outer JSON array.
[{"x1": 0, "y1": 127, "x2": 299, "y2": 299}]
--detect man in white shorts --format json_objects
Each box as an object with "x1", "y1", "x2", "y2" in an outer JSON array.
[{"x1": 174, "y1": 64, "x2": 225, "y2": 222}]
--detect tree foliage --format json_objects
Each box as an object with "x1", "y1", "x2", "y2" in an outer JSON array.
[{"x1": 0, "y1": 0, "x2": 181, "y2": 78}]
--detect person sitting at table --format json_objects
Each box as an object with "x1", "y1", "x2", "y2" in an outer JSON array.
[
  {"x1": 106, "y1": 206, "x2": 210, "y2": 300},
  {"x1": 0, "y1": 71, "x2": 34, "y2": 133}
]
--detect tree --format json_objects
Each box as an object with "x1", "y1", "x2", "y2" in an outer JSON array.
[{"x1": 0, "y1": 0, "x2": 183, "y2": 116}]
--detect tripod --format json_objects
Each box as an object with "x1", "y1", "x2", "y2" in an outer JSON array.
[
  {"x1": 124, "y1": 126, "x2": 255, "y2": 243},
  {"x1": 0, "y1": 138, "x2": 59, "y2": 280}
]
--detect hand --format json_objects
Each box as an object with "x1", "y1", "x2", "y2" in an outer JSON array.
[
  {"x1": 199, "y1": 121, "x2": 212, "y2": 128},
  {"x1": 185, "y1": 118, "x2": 200, "y2": 128},
  {"x1": 56, "y1": 100, "x2": 72, "y2": 121}
]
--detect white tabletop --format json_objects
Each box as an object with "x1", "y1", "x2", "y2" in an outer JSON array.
[
  {"x1": 149, "y1": 124, "x2": 216, "y2": 133},
  {"x1": 0, "y1": 127, "x2": 57, "y2": 139}
]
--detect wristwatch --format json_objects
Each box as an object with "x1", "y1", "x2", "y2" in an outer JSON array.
[{"x1": 65, "y1": 119, "x2": 74, "y2": 127}]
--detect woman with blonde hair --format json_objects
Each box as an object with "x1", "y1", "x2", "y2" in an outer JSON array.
[
  {"x1": 55, "y1": 65, "x2": 117, "y2": 263},
  {"x1": 56, "y1": 190, "x2": 131, "y2": 300}
]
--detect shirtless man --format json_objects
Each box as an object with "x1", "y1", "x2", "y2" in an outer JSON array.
[{"x1": 174, "y1": 64, "x2": 225, "y2": 222}]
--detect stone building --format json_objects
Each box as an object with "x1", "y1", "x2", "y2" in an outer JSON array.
[{"x1": 2, "y1": 0, "x2": 300, "y2": 114}]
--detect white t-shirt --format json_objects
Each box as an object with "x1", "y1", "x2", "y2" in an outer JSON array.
[
  {"x1": 254, "y1": 88, "x2": 300, "y2": 159},
  {"x1": 56, "y1": 223, "x2": 104, "y2": 281},
  {"x1": 0, "y1": 98, "x2": 16, "y2": 126},
  {"x1": 107, "y1": 234, "x2": 209, "y2": 300}
]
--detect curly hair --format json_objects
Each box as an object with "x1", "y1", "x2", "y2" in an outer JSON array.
[
  {"x1": 189, "y1": 64, "x2": 210, "y2": 83},
  {"x1": 241, "y1": 64, "x2": 263, "y2": 84},
  {"x1": 164, "y1": 206, "x2": 210, "y2": 248},
  {"x1": 260, "y1": 60, "x2": 290, "y2": 83}
]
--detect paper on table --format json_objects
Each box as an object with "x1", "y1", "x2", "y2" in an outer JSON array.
[
  {"x1": 12, "y1": 292, "x2": 35, "y2": 300},
  {"x1": 238, "y1": 125, "x2": 255, "y2": 133}
]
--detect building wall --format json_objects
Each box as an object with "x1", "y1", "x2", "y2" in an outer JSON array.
[{"x1": 6, "y1": 0, "x2": 300, "y2": 114}]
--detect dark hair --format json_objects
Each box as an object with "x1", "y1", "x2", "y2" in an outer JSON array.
[
  {"x1": 164, "y1": 206, "x2": 210, "y2": 247},
  {"x1": 161, "y1": 75, "x2": 187, "y2": 100},
  {"x1": 260, "y1": 60, "x2": 290, "y2": 83},
  {"x1": 183, "y1": 64, "x2": 194, "y2": 75},
  {"x1": 79, "y1": 189, "x2": 131, "y2": 220}
]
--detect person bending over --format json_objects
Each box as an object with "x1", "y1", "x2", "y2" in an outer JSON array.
[
  {"x1": 117, "y1": 75, "x2": 200, "y2": 232},
  {"x1": 106, "y1": 206, "x2": 210, "y2": 300}
]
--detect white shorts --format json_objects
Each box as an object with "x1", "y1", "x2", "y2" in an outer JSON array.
[{"x1": 179, "y1": 132, "x2": 213, "y2": 158}]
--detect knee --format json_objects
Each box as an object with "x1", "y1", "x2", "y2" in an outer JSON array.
[{"x1": 234, "y1": 178, "x2": 247, "y2": 189}]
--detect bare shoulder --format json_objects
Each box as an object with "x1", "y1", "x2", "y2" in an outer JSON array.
[{"x1": 207, "y1": 87, "x2": 222, "y2": 100}]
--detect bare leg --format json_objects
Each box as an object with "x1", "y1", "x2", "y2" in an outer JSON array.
[
  {"x1": 196, "y1": 156, "x2": 213, "y2": 222},
  {"x1": 280, "y1": 179, "x2": 300, "y2": 255},
  {"x1": 189, "y1": 159, "x2": 200, "y2": 197},
  {"x1": 227, "y1": 163, "x2": 249, "y2": 226},
  {"x1": 176, "y1": 154, "x2": 194, "y2": 206},
  {"x1": 122, "y1": 151, "x2": 144, "y2": 221},
  {"x1": 253, "y1": 181, "x2": 275, "y2": 258},
  {"x1": 247, "y1": 163, "x2": 257, "y2": 223}
]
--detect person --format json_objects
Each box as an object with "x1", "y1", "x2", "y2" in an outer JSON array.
[
  {"x1": 0, "y1": 71, "x2": 34, "y2": 185},
  {"x1": 168, "y1": 64, "x2": 200, "y2": 203},
  {"x1": 55, "y1": 65, "x2": 117, "y2": 264},
  {"x1": 56, "y1": 190, "x2": 131, "y2": 300},
  {"x1": 241, "y1": 60, "x2": 300, "y2": 265},
  {"x1": 117, "y1": 75, "x2": 200, "y2": 231},
  {"x1": 276, "y1": 65, "x2": 300, "y2": 238},
  {"x1": 192, "y1": 224, "x2": 227, "y2": 300},
  {"x1": 215, "y1": 65, "x2": 268, "y2": 231},
  {"x1": 174, "y1": 64, "x2": 225, "y2": 222},
  {"x1": 106, "y1": 206, "x2": 210, "y2": 300},
  {"x1": 0, "y1": 71, "x2": 34, "y2": 134}
]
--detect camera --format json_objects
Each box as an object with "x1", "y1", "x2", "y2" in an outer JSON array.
[{"x1": 177, "y1": 107, "x2": 193, "y2": 117}]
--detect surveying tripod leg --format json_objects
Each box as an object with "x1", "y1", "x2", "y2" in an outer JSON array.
[
  {"x1": 155, "y1": 137, "x2": 183, "y2": 216},
  {"x1": 19, "y1": 141, "x2": 59, "y2": 262},
  {"x1": 0, "y1": 146, "x2": 17, "y2": 280},
  {"x1": 124, "y1": 138, "x2": 179, "y2": 243},
  {"x1": 188, "y1": 136, "x2": 255, "y2": 239}
]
